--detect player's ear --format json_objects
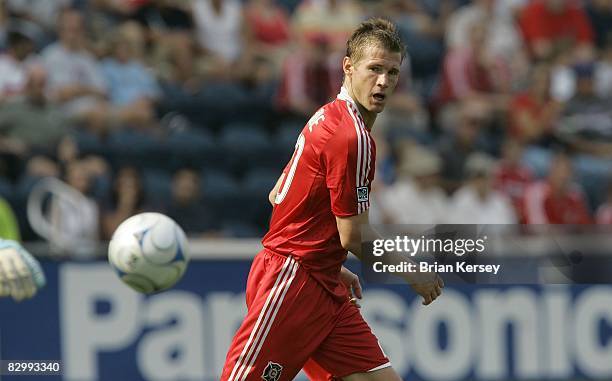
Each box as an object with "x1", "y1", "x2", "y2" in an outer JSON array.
[{"x1": 342, "y1": 56, "x2": 353, "y2": 77}]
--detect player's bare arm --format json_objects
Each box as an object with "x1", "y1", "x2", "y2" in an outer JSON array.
[
  {"x1": 336, "y1": 213, "x2": 444, "y2": 306},
  {"x1": 269, "y1": 173, "x2": 285, "y2": 205}
]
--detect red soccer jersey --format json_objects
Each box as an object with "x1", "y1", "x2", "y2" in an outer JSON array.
[{"x1": 262, "y1": 87, "x2": 376, "y2": 301}]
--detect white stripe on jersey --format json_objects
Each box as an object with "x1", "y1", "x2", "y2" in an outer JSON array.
[
  {"x1": 345, "y1": 101, "x2": 371, "y2": 214},
  {"x1": 345, "y1": 102, "x2": 362, "y2": 213},
  {"x1": 356, "y1": 111, "x2": 372, "y2": 210}
]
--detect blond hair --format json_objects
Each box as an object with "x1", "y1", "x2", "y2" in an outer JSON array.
[{"x1": 346, "y1": 18, "x2": 406, "y2": 64}]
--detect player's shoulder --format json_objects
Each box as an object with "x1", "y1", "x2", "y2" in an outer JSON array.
[{"x1": 312, "y1": 99, "x2": 360, "y2": 141}]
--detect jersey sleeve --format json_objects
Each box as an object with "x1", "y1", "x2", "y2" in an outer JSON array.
[{"x1": 323, "y1": 123, "x2": 372, "y2": 217}]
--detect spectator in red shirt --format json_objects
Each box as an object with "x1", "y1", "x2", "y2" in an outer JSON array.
[
  {"x1": 523, "y1": 152, "x2": 592, "y2": 224},
  {"x1": 494, "y1": 139, "x2": 534, "y2": 223},
  {"x1": 437, "y1": 21, "x2": 510, "y2": 112},
  {"x1": 276, "y1": 35, "x2": 342, "y2": 117},
  {"x1": 245, "y1": 0, "x2": 290, "y2": 47},
  {"x1": 509, "y1": 64, "x2": 562, "y2": 144},
  {"x1": 519, "y1": 0, "x2": 595, "y2": 61},
  {"x1": 243, "y1": 0, "x2": 291, "y2": 75}
]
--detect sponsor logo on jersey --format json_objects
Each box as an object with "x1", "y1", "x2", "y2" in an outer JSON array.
[
  {"x1": 357, "y1": 186, "x2": 369, "y2": 202},
  {"x1": 261, "y1": 362, "x2": 283, "y2": 381}
]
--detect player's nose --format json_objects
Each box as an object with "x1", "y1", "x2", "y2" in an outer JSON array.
[{"x1": 376, "y1": 74, "x2": 389, "y2": 89}]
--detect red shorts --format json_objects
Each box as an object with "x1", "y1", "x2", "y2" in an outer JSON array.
[{"x1": 221, "y1": 249, "x2": 390, "y2": 381}]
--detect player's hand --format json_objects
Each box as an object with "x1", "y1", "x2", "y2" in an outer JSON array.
[
  {"x1": 0, "y1": 240, "x2": 46, "y2": 302},
  {"x1": 339, "y1": 266, "x2": 362, "y2": 308},
  {"x1": 410, "y1": 273, "x2": 444, "y2": 306}
]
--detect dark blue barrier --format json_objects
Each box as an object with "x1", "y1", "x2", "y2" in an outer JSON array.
[{"x1": 1, "y1": 260, "x2": 611, "y2": 381}]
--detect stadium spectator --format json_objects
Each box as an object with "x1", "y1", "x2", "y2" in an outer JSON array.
[
  {"x1": 494, "y1": 139, "x2": 534, "y2": 223},
  {"x1": 128, "y1": 0, "x2": 197, "y2": 84},
  {"x1": 437, "y1": 21, "x2": 510, "y2": 111},
  {"x1": 438, "y1": 100, "x2": 491, "y2": 192},
  {"x1": 523, "y1": 152, "x2": 592, "y2": 224},
  {"x1": 102, "y1": 166, "x2": 149, "y2": 239},
  {"x1": 595, "y1": 41, "x2": 612, "y2": 97},
  {"x1": 0, "y1": 197, "x2": 20, "y2": 240},
  {"x1": 565, "y1": 62, "x2": 609, "y2": 109},
  {"x1": 292, "y1": 0, "x2": 363, "y2": 52},
  {"x1": 166, "y1": 168, "x2": 218, "y2": 236},
  {"x1": 101, "y1": 21, "x2": 161, "y2": 128},
  {"x1": 41, "y1": 8, "x2": 110, "y2": 134},
  {"x1": 518, "y1": 0, "x2": 595, "y2": 62},
  {"x1": 450, "y1": 153, "x2": 517, "y2": 224},
  {"x1": 243, "y1": 0, "x2": 291, "y2": 72},
  {"x1": 375, "y1": 144, "x2": 448, "y2": 225},
  {"x1": 5, "y1": 0, "x2": 71, "y2": 34},
  {"x1": 446, "y1": 0, "x2": 524, "y2": 62},
  {"x1": 192, "y1": 0, "x2": 244, "y2": 65},
  {"x1": 0, "y1": 24, "x2": 36, "y2": 101},
  {"x1": 276, "y1": 35, "x2": 341, "y2": 117},
  {"x1": 595, "y1": 183, "x2": 612, "y2": 224},
  {"x1": 244, "y1": 0, "x2": 290, "y2": 50},
  {"x1": 509, "y1": 64, "x2": 562, "y2": 144},
  {"x1": 0, "y1": 64, "x2": 70, "y2": 181},
  {"x1": 554, "y1": 62, "x2": 611, "y2": 154},
  {"x1": 152, "y1": 27, "x2": 205, "y2": 92},
  {"x1": 0, "y1": 64, "x2": 69, "y2": 157}
]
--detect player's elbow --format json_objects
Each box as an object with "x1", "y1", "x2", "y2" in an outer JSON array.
[
  {"x1": 268, "y1": 190, "x2": 276, "y2": 206},
  {"x1": 339, "y1": 233, "x2": 361, "y2": 255},
  {"x1": 336, "y1": 213, "x2": 367, "y2": 256}
]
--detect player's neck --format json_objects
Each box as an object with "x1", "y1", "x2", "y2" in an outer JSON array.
[
  {"x1": 356, "y1": 104, "x2": 376, "y2": 131},
  {"x1": 342, "y1": 85, "x2": 376, "y2": 130}
]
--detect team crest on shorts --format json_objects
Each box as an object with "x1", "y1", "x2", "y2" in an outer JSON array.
[
  {"x1": 357, "y1": 186, "x2": 369, "y2": 202},
  {"x1": 261, "y1": 361, "x2": 283, "y2": 381}
]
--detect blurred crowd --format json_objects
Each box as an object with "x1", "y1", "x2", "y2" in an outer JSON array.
[{"x1": 0, "y1": 0, "x2": 611, "y2": 248}]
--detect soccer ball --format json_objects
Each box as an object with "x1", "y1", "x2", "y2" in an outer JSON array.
[{"x1": 108, "y1": 213, "x2": 189, "y2": 294}]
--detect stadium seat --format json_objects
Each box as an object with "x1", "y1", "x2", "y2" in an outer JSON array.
[
  {"x1": 165, "y1": 128, "x2": 217, "y2": 171},
  {"x1": 72, "y1": 130, "x2": 108, "y2": 158},
  {"x1": 107, "y1": 130, "x2": 161, "y2": 170},
  {"x1": 218, "y1": 123, "x2": 276, "y2": 176},
  {"x1": 274, "y1": 123, "x2": 303, "y2": 163},
  {"x1": 242, "y1": 169, "x2": 279, "y2": 200},
  {"x1": 242, "y1": 169, "x2": 278, "y2": 227},
  {"x1": 202, "y1": 170, "x2": 240, "y2": 197},
  {"x1": 142, "y1": 170, "x2": 172, "y2": 208},
  {"x1": 204, "y1": 170, "x2": 245, "y2": 222}
]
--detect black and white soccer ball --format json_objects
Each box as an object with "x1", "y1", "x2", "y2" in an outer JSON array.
[{"x1": 108, "y1": 213, "x2": 189, "y2": 294}]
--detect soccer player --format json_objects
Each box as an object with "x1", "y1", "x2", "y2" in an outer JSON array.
[
  {"x1": 222, "y1": 18, "x2": 443, "y2": 381},
  {"x1": 0, "y1": 239, "x2": 46, "y2": 301}
]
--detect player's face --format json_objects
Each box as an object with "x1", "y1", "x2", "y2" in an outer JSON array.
[{"x1": 344, "y1": 45, "x2": 402, "y2": 114}]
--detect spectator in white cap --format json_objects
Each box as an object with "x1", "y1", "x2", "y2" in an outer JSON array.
[
  {"x1": 449, "y1": 152, "x2": 517, "y2": 224},
  {"x1": 372, "y1": 144, "x2": 448, "y2": 225}
]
